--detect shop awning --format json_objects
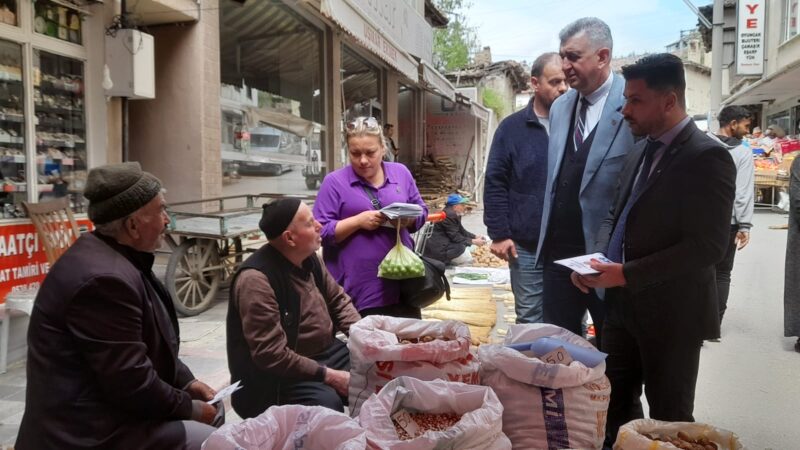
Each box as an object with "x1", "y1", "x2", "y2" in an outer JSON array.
[
  {"x1": 722, "y1": 59, "x2": 800, "y2": 106},
  {"x1": 126, "y1": 0, "x2": 199, "y2": 25},
  {"x1": 321, "y1": 0, "x2": 419, "y2": 81},
  {"x1": 419, "y1": 61, "x2": 456, "y2": 101},
  {"x1": 470, "y1": 102, "x2": 491, "y2": 122}
]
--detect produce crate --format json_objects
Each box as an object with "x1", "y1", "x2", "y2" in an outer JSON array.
[{"x1": 754, "y1": 170, "x2": 786, "y2": 187}]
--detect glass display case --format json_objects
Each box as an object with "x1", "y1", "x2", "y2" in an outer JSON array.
[
  {"x1": 33, "y1": 49, "x2": 86, "y2": 211},
  {"x1": 0, "y1": 0, "x2": 17, "y2": 27},
  {"x1": 0, "y1": 39, "x2": 24, "y2": 218},
  {"x1": 33, "y1": 0, "x2": 82, "y2": 45}
]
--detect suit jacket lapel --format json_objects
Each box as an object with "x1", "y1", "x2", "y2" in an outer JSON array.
[
  {"x1": 638, "y1": 120, "x2": 697, "y2": 198},
  {"x1": 581, "y1": 74, "x2": 626, "y2": 193},
  {"x1": 548, "y1": 89, "x2": 578, "y2": 182}
]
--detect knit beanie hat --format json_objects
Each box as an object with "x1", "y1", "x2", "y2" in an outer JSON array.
[
  {"x1": 259, "y1": 198, "x2": 302, "y2": 239},
  {"x1": 84, "y1": 162, "x2": 162, "y2": 224}
]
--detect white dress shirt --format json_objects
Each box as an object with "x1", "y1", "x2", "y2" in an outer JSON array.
[{"x1": 575, "y1": 72, "x2": 614, "y2": 137}]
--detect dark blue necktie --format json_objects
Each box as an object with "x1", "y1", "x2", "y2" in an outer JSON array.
[
  {"x1": 573, "y1": 97, "x2": 590, "y2": 149},
  {"x1": 606, "y1": 139, "x2": 662, "y2": 263}
]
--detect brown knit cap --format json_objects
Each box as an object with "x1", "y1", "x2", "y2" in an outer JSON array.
[{"x1": 84, "y1": 162, "x2": 162, "y2": 224}]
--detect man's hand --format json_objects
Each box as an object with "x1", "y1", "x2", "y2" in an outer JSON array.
[
  {"x1": 736, "y1": 231, "x2": 750, "y2": 250},
  {"x1": 571, "y1": 259, "x2": 627, "y2": 291},
  {"x1": 324, "y1": 368, "x2": 350, "y2": 397},
  {"x1": 191, "y1": 399, "x2": 217, "y2": 425},
  {"x1": 357, "y1": 211, "x2": 386, "y2": 231},
  {"x1": 490, "y1": 239, "x2": 517, "y2": 261},
  {"x1": 472, "y1": 236, "x2": 487, "y2": 246},
  {"x1": 186, "y1": 380, "x2": 216, "y2": 401}
]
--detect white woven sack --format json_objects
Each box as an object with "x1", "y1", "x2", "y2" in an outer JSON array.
[
  {"x1": 614, "y1": 419, "x2": 744, "y2": 450},
  {"x1": 478, "y1": 323, "x2": 610, "y2": 450},
  {"x1": 347, "y1": 315, "x2": 480, "y2": 417},
  {"x1": 201, "y1": 405, "x2": 366, "y2": 450},
  {"x1": 358, "y1": 376, "x2": 511, "y2": 450}
]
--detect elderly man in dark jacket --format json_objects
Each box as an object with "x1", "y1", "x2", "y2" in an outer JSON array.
[
  {"x1": 17, "y1": 162, "x2": 223, "y2": 450},
  {"x1": 424, "y1": 194, "x2": 486, "y2": 265}
]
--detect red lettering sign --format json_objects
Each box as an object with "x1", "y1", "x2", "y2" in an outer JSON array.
[
  {"x1": 746, "y1": 18, "x2": 758, "y2": 28},
  {"x1": 0, "y1": 219, "x2": 93, "y2": 303},
  {"x1": 746, "y1": 3, "x2": 758, "y2": 14}
]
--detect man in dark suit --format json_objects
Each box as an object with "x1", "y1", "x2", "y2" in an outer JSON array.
[
  {"x1": 536, "y1": 17, "x2": 635, "y2": 341},
  {"x1": 17, "y1": 163, "x2": 223, "y2": 450},
  {"x1": 570, "y1": 54, "x2": 736, "y2": 446}
]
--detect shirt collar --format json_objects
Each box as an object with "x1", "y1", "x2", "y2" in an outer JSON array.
[
  {"x1": 580, "y1": 71, "x2": 614, "y2": 106},
  {"x1": 525, "y1": 97, "x2": 543, "y2": 126},
  {"x1": 650, "y1": 115, "x2": 691, "y2": 148},
  {"x1": 93, "y1": 231, "x2": 155, "y2": 273}
]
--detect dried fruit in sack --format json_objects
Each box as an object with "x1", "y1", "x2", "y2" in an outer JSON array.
[
  {"x1": 643, "y1": 432, "x2": 719, "y2": 450},
  {"x1": 392, "y1": 411, "x2": 462, "y2": 440},
  {"x1": 379, "y1": 224, "x2": 425, "y2": 279},
  {"x1": 395, "y1": 334, "x2": 452, "y2": 344}
]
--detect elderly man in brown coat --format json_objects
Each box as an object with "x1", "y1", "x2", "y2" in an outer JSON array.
[
  {"x1": 17, "y1": 162, "x2": 223, "y2": 450},
  {"x1": 227, "y1": 198, "x2": 362, "y2": 419}
]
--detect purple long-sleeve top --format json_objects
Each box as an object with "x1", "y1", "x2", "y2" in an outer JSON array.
[{"x1": 313, "y1": 162, "x2": 428, "y2": 311}]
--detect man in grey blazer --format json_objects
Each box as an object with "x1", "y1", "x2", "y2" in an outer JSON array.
[{"x1": 536, "y1": 17, "x2": 635, "y2": 341}]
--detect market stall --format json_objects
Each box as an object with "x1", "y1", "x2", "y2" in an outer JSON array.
[{"x1": 750, "y1": 137, "x2": 799, "y2": 208}]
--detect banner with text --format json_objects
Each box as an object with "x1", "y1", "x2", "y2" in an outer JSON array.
[
  {"x1": 737, "y1": 0, "x2": 765, "y2": 75},
  {"x1": 0, "y1": 219, "x2": 93, "y2": 302}
]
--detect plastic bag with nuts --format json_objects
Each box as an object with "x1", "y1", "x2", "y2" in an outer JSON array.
[{"x1": 613, "y1": 419, "x2": 744, "y2": 450}]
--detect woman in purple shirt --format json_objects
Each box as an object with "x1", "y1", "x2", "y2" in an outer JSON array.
[{"x1": 313, "y1": 117, "x2": 428, "y2": 318}]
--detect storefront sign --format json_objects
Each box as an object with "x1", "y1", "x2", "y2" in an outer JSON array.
[
  {"x1": 321, "y1": 0, "x2": 419, "y2": 80},
  {"x1": 352, "y1": 0, "x2": 434, "y2": 63},
  {"x1": 0, "y1": 219, "x2": 93, "y2": 302},
  {"x1": 421, "y1": 61, "x2": 456, "y2": 101},
  {"x1": 737, "y1": 0, "x2": 765, "y2": 75}
]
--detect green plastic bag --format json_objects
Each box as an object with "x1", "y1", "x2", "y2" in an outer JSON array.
[{"x1": 378, "y1": 222, "x2": 425, "y2": 280}]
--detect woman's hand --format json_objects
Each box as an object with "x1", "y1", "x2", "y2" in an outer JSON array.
[{"x1": 358, "y1": 210, "x2": 387, "y2": 231}]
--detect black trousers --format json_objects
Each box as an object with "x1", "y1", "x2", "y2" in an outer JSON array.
[
  {"x1": 277, "y1": 339, "x2": 350, "y2": 412},
  {"x1": 360, "y1": 303, "x2": 422, "y2": 319},
  {"x1": 542, "y1": 261, "x2": 605, "y2": 344},
  {"x1": 602, "y1": 290, "x2": 702, "y2": 447},
  {"x1": 714, "y1": 225, "x2": 739, "y2": 325}
]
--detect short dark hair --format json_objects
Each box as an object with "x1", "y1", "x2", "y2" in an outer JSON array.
[
  {"x1": 559, "y1": 17, "x2": 613, "y2": 53},
  {"x1": 531, "y1": 52, "x2": 561, "y2": 78},
  {"x1": 622, "y1": 53, "x2": 686, "y2": 109},
  {"x1": 718, "y1": 106, "x2": 751, "y2": 126}
]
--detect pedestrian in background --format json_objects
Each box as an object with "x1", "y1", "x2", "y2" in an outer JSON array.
[
  {"x1": 314, "y1": 116, "x2": 428, "y2": 318},
  {"x1": 425, "y1": 193, "x2": 486, "y2": 265},
  {"x1": 572, "y1": 53, "x2": 735, "y2": 445},
  {"x1": 536, "y1": 17, "x2": 635, "y2": 339},
  {"x1": 483, "y1": 52, "x2": 566, "y2": 324},
  {"x1": 785, "y1": 156, "x2": 800, "y2": 353},
  {"x1": 708, "y1": 105, "x2": 755, "y2": 335}
]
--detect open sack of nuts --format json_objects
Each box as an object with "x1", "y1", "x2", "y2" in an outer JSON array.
[
  {"x1": 613, "y1": 419, "x2": 744, "y2": 450},
  {"x1": 201, "y1": 404, "x2": 366, "y2": 450},
  {"x1": 359, "y1": 376, "x2": 511, "y2": 450},
  {"x1": 478, "y1": 323, "x2": 611, "y2": 450},
  {"x1": 347, "y1": 315, "x2": 480, "y2": 417}
]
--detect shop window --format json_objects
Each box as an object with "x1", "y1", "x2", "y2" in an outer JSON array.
[
  {"x1": 0, "y1": 39, "x2": 24, "y2": 218},
  {"x1": 33, "y1": 0, "x2": 82, "y2": 45},
  {"x1": 397, "y1": 83, "x2": 417, "y2": 165},
  {"x1": 33, "y1": 49, "x2": 87, "y2": 211},
  {"x1": 342, "y1": 46, "x2": 381, "y2": 123},
  {"x1": 0, "y1": 0, "x2": 18, "y2": 27},
  {"x1": 788, "y1": 0, "x2": 799, "y2": 42},
  {"x1": 219, "y1": 0, "x2": 325, "y2": 194}
]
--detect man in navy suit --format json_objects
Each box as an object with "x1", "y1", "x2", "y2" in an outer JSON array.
[
  {"x1": 572, "y1": 54, "x2": 735, "y2": 445},
  {"x1": 536, "y1": 17, "x2": 634, "y2": 342}
]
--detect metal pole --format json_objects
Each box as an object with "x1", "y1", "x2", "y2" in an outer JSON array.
[{"x1": 709, "y1": 0, "x2": 724, "y2": 133}]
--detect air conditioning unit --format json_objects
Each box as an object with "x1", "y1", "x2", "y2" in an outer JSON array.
[{"x1": 105, "y1": 29, "x2": 155, "y2": 99}]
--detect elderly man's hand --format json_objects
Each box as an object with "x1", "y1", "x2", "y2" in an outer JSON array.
[
  {"x1": 191, "y1": 400, "x2": 218, "y2": 425},
  {"x1": 186, "y1": 380, "x2": 216, "y2": 401},
  {"x1": 324, "y1": 368, "x2": 350, "y2": 397}
]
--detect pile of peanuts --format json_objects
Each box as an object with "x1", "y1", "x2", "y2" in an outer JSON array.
[
  {"x1": 643, "y1": 432, "x2": 718, "y2": 450},
  {"x1": 396, "y1": 335, "x2": 451, "y2": 344},
  {"x1": 393, "y1": 412, "x2": 462, "y2": 440}
]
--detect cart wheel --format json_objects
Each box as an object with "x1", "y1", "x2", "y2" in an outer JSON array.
[{"x1": 166, "y1": 238, "x2": 222, "y2": 316}]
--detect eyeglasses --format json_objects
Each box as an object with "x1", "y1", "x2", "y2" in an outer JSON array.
[{"x1": 346, "y1": 116, "x2": 381, "y2": 133}]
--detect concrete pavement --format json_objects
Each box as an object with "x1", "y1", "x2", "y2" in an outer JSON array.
[{"x1": 0, "y1": 209, "x2": 798, "y2": 448}]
